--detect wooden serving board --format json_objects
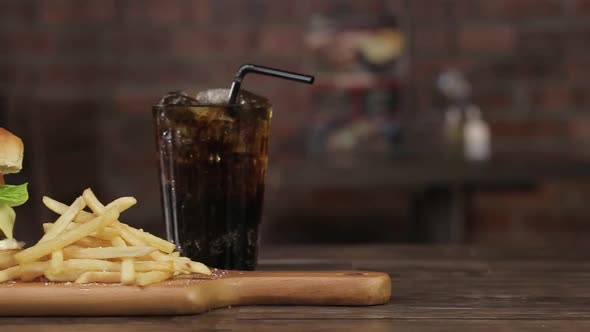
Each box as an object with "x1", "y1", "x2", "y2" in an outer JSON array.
[{"x1": 0, "y1": 269, "x2": 391, "y2": 316}]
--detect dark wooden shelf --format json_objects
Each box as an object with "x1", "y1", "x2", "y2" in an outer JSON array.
[
  {"x1": 274, "y1": 157, "x2": 590, "y2": 191},
  {"x1": 266, "y1": 157, "x2": 590, "y2": 244}
]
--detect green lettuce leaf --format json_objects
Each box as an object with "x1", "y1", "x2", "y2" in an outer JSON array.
[
  {"x1": 0, "y1": 183, "x2": 29, "y2": 207},
  {"x1": 0, "y1": 204, "x2": 16, "y2": 239}
]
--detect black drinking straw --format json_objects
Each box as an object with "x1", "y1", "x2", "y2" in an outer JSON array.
[{"x1": 228, "y1": 64, "x2": 315, "y2": 105}]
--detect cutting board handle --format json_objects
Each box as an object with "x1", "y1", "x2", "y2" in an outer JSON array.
[
  {"x1": 0, "y1": 270, "x2": 392, "y2": 316},
  {"x1": 201, "y1": 270, "x2": 392, "y2": 308}
]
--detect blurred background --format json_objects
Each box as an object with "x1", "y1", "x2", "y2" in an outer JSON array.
[{"x1": 2, "y1": 0, "x2": 590, "y2": 247}]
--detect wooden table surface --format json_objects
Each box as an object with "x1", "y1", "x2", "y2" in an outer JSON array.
[{"x1": 2, "y1": 245, "x2": 590, "y2": 331}]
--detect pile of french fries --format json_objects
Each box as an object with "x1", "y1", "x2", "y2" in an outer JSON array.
[{"x1": 0, "y1": 189, "x2": 211, "y2": 286}]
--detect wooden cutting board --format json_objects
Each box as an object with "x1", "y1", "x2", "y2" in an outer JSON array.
[{"x1": 0, "y1": 269, "x2": 391, "y2": 316}]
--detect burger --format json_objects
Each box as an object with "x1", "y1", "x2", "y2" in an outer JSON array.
[{"x1": 0, "y1": 128, "x2": 28, "y2": 251}]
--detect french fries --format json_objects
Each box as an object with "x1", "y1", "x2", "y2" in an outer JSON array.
[
  {"x1": 63, "y1": 259, "x2": 119, "y2": 272},
  {"x1": 43, "y1": 223, "x2": 120, "y2": 241},
  {"x1": 14, "y1": 208, "x2": 120, "y2": 264},
  {"x1": 75, "y1": 271, "x2": 121, "y2": 284},
  {"x1": 50, "y1": 250, "x2": 64, "y2": 273},
  {"x1": 43, "y1": 196, "x2": 93, "y2": 223},
  {"x1": 0, "y1": 250, "x2": 17, "y2": 270},
  {"x1": 188, "y1": 261, "x2": 212, "y2": 275},
  {"x1": 134, "y1": 260, "x2": 175, "y2": 272},
  {"x1": 40, "y1": 197, "x2": 86, "y2": 242},
  {"x1": 45, "y1": 269, "x2": 85, "y2": 282},
  {"x1": 105, "y1": 197, "x2": 137, "y2": 215},
  {"x1": 42, "y1": 195, "x2": 137, "y2": 223},
  {"x1": 20, "y1": 262, "x2": 49, "y2": 281},
  {"x1": 1, "y1": 188, "x2": 211, "y2": 286},
  {"x1": 112, "y1": 236, "x2": 135, "y2": 285},
  {"x1": 0, "y1": 266, "x2": 20, "y2": 283},
  {"x1": 63, "y1": 246, "x2": 156, "y2": 259},
  {"x1": 61, "y1": 259, "x2": 174, "y2": 272},
  {"x1": 74, "y1": 237, "x2": 112, "y2": 248},
  {"x1": 121, "y1": 224, "x2": 175, "y2": 254}
]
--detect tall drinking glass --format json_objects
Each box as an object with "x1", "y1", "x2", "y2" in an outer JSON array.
[{"x1": 153, "y1": 93, "x2": 271, "y2": 270}]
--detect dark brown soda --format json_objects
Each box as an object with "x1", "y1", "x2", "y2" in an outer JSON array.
[{"x1": 153, "y1": 102, "x2": 271, "y2": 270}]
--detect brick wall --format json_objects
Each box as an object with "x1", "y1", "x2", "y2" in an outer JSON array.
[
  {"x1": 1, "y1": 0, "x2": 589, "y2": 246},
  {"x1": 407, "y1": 0, "x2": 590, "y2": 245},
  {"x1": 409, "y1": 0, "x2": 590, "y2": 156}
]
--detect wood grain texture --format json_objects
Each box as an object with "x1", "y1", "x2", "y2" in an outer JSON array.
[
  {"x1": 0, "y1": 270, "x2": 391, "y2": 316},
  {"x1": 2, "y1": 245, "x2": 590, "y2": 331},
  {"x1": 3, "y1": 318, "x2": 590, "y2": 332}
]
